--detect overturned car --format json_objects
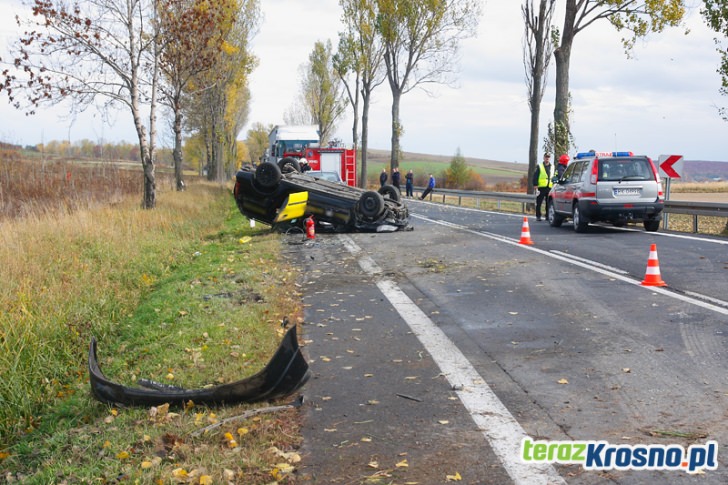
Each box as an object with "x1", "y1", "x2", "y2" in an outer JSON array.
[{"x1": 233, "y1": 158, "x2": 411, "y2": 232}]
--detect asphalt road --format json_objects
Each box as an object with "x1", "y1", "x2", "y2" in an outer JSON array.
[{"x1": 291, "y1": 200, "x2": 728, "y2": 485}]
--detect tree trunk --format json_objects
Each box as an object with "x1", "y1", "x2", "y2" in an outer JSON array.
[
  {"x1": 528, "y1": 95, "x2": 540, "y2": 195},
  {"x1": 173, "y1": 99, "x2": 185, "y2": 191},
  {"x1": 390, "y1": 87, "x2": 402, "y2": 171},
  {"x1": 553, "y1": 0, "x2": 577, "y2": 159},
  {"x1": 360, "y1": 90, "x2": 371, "y2": 188},
  {"x1": 132, "y1": 98, "x2": 155, "y2": 209}
]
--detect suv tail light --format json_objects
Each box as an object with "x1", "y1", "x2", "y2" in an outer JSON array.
[
  {"x1": 647, "y1": 157, "x2": 664, "y2": 200},
  {"x1": 590, "y1": 159, "x2": 599, "y2": 184}
]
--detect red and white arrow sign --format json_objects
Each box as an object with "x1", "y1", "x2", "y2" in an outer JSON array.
[{"x1": 658, "y1": 154, "x2": 683, "y2": 179}]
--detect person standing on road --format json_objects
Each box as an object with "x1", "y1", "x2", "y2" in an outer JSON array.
[
  {"x1": 420, "y1": 173, "x2": 436, "y2": 200},
  {"x1": 391, "y1": 167, "x2": 401, "y2": 191},
  {"x1": 532, "y1": 153, "x2": 554, "y2": 221},
  {"x1": 380, "y1": 169, "x2": 388, "y2": 187},
  {"x1": 557, "y1": 154, "x2": 569, "y2": 180},
  {"x1": 405, "y1": 169, "x2": 414, "y2": 197}
]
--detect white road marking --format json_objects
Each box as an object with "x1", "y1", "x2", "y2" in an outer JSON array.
[
  {"x1": 340, "y1": 236, "x2": 566, "y2": 485},
  {"x1": 416, "y1": 215, "x2": 728, "y2": 316},
  {"x1": 411, "y1": 210, "x2": 728, "y2": 245}
]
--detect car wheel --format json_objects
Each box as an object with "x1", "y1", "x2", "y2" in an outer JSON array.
[
  {"x1": 573, "y1": 205, "x2": 589, "y2": 233},
  {"x1": 378, "y1": 184, "x2": 401, "y2": 202},
  {"x1": 255, "y1": 162, "x2": 282, "y2": 189},
  {"x1": 278, "y1": 157, "x2": 301, "y2": 174},
  {"x1": 358, "y1": 191, "x2": 385, "y2": 219},
  {"x1": 548, "y1": 202, "x2": 563, "y2": 227},
  {"x1": 643, "y1": 220, "x2": 660, "y2": 232}
]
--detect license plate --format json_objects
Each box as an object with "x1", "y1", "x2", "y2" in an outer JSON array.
[{"x1": 613, "y1": 188, "x2": 641, "y2": 196}]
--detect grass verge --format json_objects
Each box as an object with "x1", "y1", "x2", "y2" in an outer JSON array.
[{"x1": 0, "y1": 182, "x2": 304, "y2": 483}]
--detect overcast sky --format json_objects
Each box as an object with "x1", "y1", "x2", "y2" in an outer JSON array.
[{"x1": 1, "y1": 0, "x2": 726, "y2": 163}]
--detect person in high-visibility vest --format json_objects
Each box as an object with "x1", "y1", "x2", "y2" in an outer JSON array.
[{"x1": 532, "y1": 153, "x2": 554, "y2": 221}]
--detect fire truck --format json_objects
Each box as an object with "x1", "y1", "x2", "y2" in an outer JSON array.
[{"x1": 266, "y1": 125, "x2": 357, "y2": 187}]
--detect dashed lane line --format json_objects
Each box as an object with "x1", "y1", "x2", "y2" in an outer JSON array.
[{"x1": 416, "y1": 215, "x2": 728, "y2": 316}]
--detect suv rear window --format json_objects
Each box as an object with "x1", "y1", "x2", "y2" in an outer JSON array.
[{"x1": 598, "y1": 158, "x2": 653, "y2": 182}]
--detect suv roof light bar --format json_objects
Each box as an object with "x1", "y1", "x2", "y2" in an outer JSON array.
[{"x1": 575, "y1": 151, "x2": 634, "y2": 159}]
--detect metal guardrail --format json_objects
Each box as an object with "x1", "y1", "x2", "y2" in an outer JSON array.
[{"x1": 412, "y1": 187, "x2": 728, "y2": 234}]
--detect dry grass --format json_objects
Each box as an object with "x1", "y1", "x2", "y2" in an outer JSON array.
[
  {"x1": 670, "y1": 181, "x2": 728, "y2": 193},
  {"x1": 1, "y1": 177, "x2": 306, "y2": 483}
]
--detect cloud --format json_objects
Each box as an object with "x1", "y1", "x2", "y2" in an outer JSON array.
[{"x1": 0, "y1": 0, "x2": 726, "y2": 163}]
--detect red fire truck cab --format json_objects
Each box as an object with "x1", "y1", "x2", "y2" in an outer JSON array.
[{"x1": 266, "y1": 125, "x2": 357, "y2": 187}]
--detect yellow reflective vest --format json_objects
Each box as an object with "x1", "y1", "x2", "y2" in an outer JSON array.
[{"x1": 537, "y1": 162, "x2": 554, "y2": 188}]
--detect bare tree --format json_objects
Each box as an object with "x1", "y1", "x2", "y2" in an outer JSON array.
[
  {"x1": 523, "y1": 0, "x2": 556, "y2": 195},
  {"x1": 377, "y1": 0, "x2": 480, "y2": 170},
  {"x1": 157, "y1": 0, "x2": 233, "y2": 191},
  {"x1": 300, "y1": 40, "x2": 347, "y2": 145},
  {"x1": 245, "y1": 121, "x2": 273, "y2": 164},
  {"x1": 1, "y1": 0, "x2": 162, "y2": 209},
  {"x1": 701, "y1": 0, "x2": 728, "y2": 234},
  {"x1": 339, "y1": 0, "x2": 387, "y2": 188},
  {"x1": 185, "y1": 0, "x2": 260, "y2": 182},
  {"x1": 701, "y1": 0, "x2": 728, "y2": 122},
  {"x1": 333, "y1": 32, "x2": 361, "y2": 150},
  {"x1": 552, "y1": 0, "x2": 687, "y2": 157}
]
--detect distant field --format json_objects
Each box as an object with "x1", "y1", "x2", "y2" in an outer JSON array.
[
  {"x1": 364, "y1": 148, "x2": 526, "y2": 187},
  {"x1": 669, "y1": 192, "x2": 728, "y2": 202}
]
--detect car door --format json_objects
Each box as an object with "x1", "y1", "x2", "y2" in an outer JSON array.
[{"x1": 551, "y1": 161, "x2": 583, "y2": 214}]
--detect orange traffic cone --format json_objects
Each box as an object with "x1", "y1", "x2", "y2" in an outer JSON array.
[
  {"x1": 641, "y1": 243, "x2": 667, "y2": 287},
  {"x1": 519, "y1": 217, "x2": 534, "y2": 245}
]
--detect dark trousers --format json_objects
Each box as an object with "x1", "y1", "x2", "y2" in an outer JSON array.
[
  {"x1": 421, "y1": 186, "x2": 434, "y2": 199},
  {"x1": 535, "y1": 187, "x2": 551, "y2": 219},
  {"x1": 406, "y1": 183, "x2": 413, "y2": 197}
]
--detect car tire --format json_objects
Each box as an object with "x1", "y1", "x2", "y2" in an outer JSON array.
[
  {"x1": 643, "y1": 220, "x2": 660, "y2": 232},
  {"x1": 547, "y1": 202, "x2": 563, "y2": 227},
  {"x1": 378, "y1": 184, "x2": 401, "y2": 202},
  {"x1": 255, "y1": 162, "x2": 282, "y2": 189},
  {"x1": 278, "y1": 157, "x2": 301, "y2": 174},
  {"x1": 358, "y1": 191, "x2": 385, "y2": 219},
  {"x1": 573, "y1": 205, "x2": 589, "y2": 233}
]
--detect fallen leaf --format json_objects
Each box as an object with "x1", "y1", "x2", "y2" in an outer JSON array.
[
  {"x1": 368, "y1": 461, "x2": 379, "y2": 469},
  {"x1": 172, "y1": 468, "x2": 188, "y2": 479},
  {"x1": 438, "y1": 420, "x2": 449, "y2": 425},
  {"x1": 622, "y1": 368, "x2": 631, "y2": 373},
  {"x1": 270, "y1": 463, "x2": 295, "y2": 480},
  {"x1": 446, "y1": 471, "x2": 462, "y2": 481},
  {"x1": 557, "y1": 378, "x2": 569, "y2": 385},
  {"x1": 396, "y1": 459, "x2": 409, "y2": 468},
  {"x1": 116, "y1": 451, "x2": 130, "y2": 460}
]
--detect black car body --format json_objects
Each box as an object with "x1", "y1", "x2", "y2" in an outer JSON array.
[{"x1": 233, "y1": 161, "x2": 410, "y2": 232}]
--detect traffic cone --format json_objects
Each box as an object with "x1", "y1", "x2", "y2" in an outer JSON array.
[
  {"x1": 519, "y1": 217, "x2": 534, "y2": 245},
  {"x1": 641, "y1": 243, "x2": 667, "y2": 287}
]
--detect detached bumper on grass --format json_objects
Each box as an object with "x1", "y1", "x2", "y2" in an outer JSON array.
[{"x1": 88, "y1": 326, "x2": 310, "y2": 406}]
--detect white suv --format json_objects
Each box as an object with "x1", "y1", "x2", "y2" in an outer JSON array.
[{"x1": 548, "y1": 151, "x2": 664, "y2": 232}]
